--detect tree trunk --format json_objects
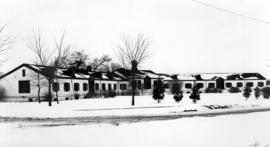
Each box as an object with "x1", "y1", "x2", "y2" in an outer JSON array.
[
  {"x1": 37, "y1": 73, "x2": 41, "y2": 103},
  {"x1": 132, "y1": 70, "x2": 135, "y2": 106},
  {"x1": 48, "y1": 79, "x2": 52, "y2": 107},
  {"x1": 56, "y1": 91, "x2": 59, "y2": 104}
]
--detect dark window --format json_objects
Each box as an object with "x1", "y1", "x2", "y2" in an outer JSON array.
[
  {"x1": 102, "y1": 83, "x2": 106, "y2": 91},
  {"x1": 153, "y1": 80, "x2": 157, "y2": 87},
  {"x1": 197, "y1": 83, "x2": 204, "y2": 88},
  {"x1": 95, "y1": 83, "x2": 99, "y2": 91},
  {"x1": 208, "y1": 83, "x2": 215, "y2": 88},
  {"x1": 52, "y1": 82, "x2": 59, "y2": 92},
  {"x1": 144, "y1": 76, "x2": 151, "y2": 89},
  {"x1": 113, "y1": 84, "x2": 117, "y2": 90},
  {"x1": 74, "y1": 83, "x2": 80, "y2": 91},
  {"x1": 226, "y1": 83, "x2": 232, "y2": 88},
  {"x1": 22, "y1": 69, "x2": 26, "y2": 77},
  {"x1": 236, "y1": 82, "x2": 243, "y2": 87},
  {"x1": 18, "y1": 80, "x2": 30, "y2": 93},
  {"x1": 246, "y1": 82, "x2": 253, "y2": 87},
  {"x1": 108, "y1": 84, "x2": 112, "y2": 90},
  {"x1": 83, "y1": 83, "x2": 88, "y2": 91},
  {"x1": 164, "y1": 83, "x2": 169, "y2": 89},
  {"x1": 138, "y1": 80, "x2": 142, "y2": 89},
  {"x1": 120, "y1": 84, "x2": 127, "y2": 90},
  {"x1": 185, "y1": 83, "x2": 192, "y2": 89},
  {"x1": 258, "y1": 82, "x2": 264, "y2": 87},
  {"x1": 64, "y1": 83, "x2": 70, "y2": 92}
]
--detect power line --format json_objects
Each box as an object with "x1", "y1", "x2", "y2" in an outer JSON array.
[{"x1": 192, "y1": 0, "x2": 270, "y2": 25}]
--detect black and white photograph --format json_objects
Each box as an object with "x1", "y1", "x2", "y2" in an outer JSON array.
[{"x1": 0, "y1": 0, "x2": 270, "y2": 146}]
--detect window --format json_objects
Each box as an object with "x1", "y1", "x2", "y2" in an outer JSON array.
[
  {"x1": 22, "y1": 69, "x2": 26, "y2": 77},
  {"x1": 64, "y1": 83, "x2": 70, "y2": 92},
  {"x1": 120, "y1": 84, "x2": 127, "y2": 90},
  {"x1": 246, "y1": 82, "x2": 253, "y2": 87},
  {"x1": 113, "y1": 84, "x2": 117, "y2": 90},
  {"x1": 225, "y1": 82, "x2": 232, "y2": 88},
  {"x1": 208, "y1": 83, "x2": 215, "y2": 88},
  {"x1": 185, "y1": 83, "x2": 192, "y2": 89},
  {"x1": 197, "y1": 83, "x2": 204, "y2": 88},
  {"x1": 83, "y1": 83, "x2": 88, "y2": 91},
  {"x1": 258, "y1": 82, "x2": 264, "y2": 87},
  {"x1": 153, "y1": 81, "x2": 157, "y2": 87},
  {"x1": 95, "y1": 83, "x2": 99, "y2": 91},
  {"x1": 74, "y1": 83, "x2": 80, "y2": 91},
  {"x1": 18, "y1": 80, "x2": 30, "y2": 93},
  {"x1": 236, "y1": 82, "x2": 243, "y2": 87},
  {"x1": 164, "y1": 83, "x2": 169, "y2": 89},
  {"x1": 102, "y1": 83, "x2": 106, "y2": 91},
  {"x1": 52, "y1": 82, "x2": 59, "y2": 92},
  {"x1": 138, "y1": 80, "x2": 142, "y2": 89},
  {"x1": 108, "y1": 84, "x2": 112, "y2": 90},
  {"x1": 144, "y1": 76, "x2": 151, "y2": 89}
]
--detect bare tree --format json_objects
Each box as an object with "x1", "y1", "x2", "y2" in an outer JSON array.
[
  {"x1": 27, "y1": 30, "x2": 72, "y2": 106},
  {"x1": 90, "y1": 55, "x2": 112, "y2": 72},
  {"x1": 117, "y1": 34, "x2": 150, "y2": 106},
  {"x1": 0, "y1": 24, "x2": 14, "y2": 64},
  {"x1": 27, "y1": 30, "x2": 48, "y2": 103}
]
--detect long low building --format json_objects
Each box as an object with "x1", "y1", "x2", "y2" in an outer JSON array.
[{"x1": 0, "y1": 63, "x2": 267, "y2": 101}]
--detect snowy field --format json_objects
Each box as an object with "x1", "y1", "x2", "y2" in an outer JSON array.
[
  {"x1": 0, "y1": 93, "x2": 270, "y2": 118},
  {"x1": 0, "y1": 111, "x2": 270, "y2": 147},
  {"x1": 1, "y1": 93, "x2": 270, "y2": 147}
]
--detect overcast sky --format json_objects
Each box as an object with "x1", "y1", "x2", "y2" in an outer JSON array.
[{"x1": 1, "y1": 0, "x2": 270, "y2": 77}]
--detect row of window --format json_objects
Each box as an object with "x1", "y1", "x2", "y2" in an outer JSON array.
[
  {"x1": 225, "y1": 82, "x2": 264, "y2": 88},
  {"x1": 95, "y1": 83, "x2": 127, "y2": 91},
  {"x1": 53, "y1": 82, "x2": 128, "y2": 92},
  {"x1": 183, "y1": 83, "x2": 213, "y2": 89},
  {"x1": 53, "y1": 82, "x2": 88, "y2": 92},
  {"x1": 183, "y1": 82, "x2": 265, "y2": 89}
]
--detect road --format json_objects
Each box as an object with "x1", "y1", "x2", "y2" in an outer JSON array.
[{"x1": 0, "y1": 111, "x2": 270, "y2": 147}]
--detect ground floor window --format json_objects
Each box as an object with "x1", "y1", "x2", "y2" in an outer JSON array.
[
  {"x1": 246, "y1": 82, "x2": 253, "y2": 87},
  {"x1": 197, "y1": 83, "x2": 204, "y2": 88},
  {"x1": 258, "y1": 82, "x2": 264, "y2": 87},
  {"x1": 52, "y1": 82, "x2": 59, "y2": 92},
  {"x1": 83, "y1": 83, "x2": 88, "y2": 91},
  {"x1": 138, "y1": 80, "x2": 142, "y2": 89},
  {"x1": 208, "y1": 83, "x2": 215, "y2": 88},
  {"x1": 225, "y1": 82, "x2": 232, "y2": 88},
  {"x1": 113, "y1": 84, "x2": 117, "y2": 90},
  {"x1": 74, "y1": 83, "x2": 80, "y2": 91},
  {"x1": 120, "y1": 84, "x2": 127, "y2": 90},
  {"x1": 185, "y1": 83, "x2": 192, "y2": 89},
  {"x1": 102, "y1": 83, "x2": 106, "y2": 91},
  {"x1": 64, "y1": 83, "x2": 70, "y2": 92},
  {"x1": 95, "y1": 83, "x2": 99, "y2": 91},
  {"x1": 108, "y1": 84, "x2": 112, "y2": 90},
  {"x1": 18, "y1": 80, "x2": 30, "y2": 93},
  {"x1": 237, "y1": 82, "x2": 243, "y2": 87}
]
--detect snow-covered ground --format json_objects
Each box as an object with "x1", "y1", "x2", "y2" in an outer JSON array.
[
  {"x1": 0, "y1": 111, "x2": 269, "y2": 147},
  {"x1": 0, "y1": 93, "x2": 270, "y2": 118}
]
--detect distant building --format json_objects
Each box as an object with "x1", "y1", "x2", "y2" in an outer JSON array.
[{"x1": 0, "y1": 63, "x2": 267, "y2": 101}]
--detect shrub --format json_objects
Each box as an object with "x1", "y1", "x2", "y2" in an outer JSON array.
[
  {"x1": 171, "y1": 81, "x2": 183, "y2": 102},
  {"x1": 0, "y1": 86, "x2": 7, "y2": 101},
  {"x1": 189, "y1": 85, "x2": 201, "y2": 103},
  {"x1": 173, "y1": 91, "x2": 183, "y2": 103},
  {"x1": 243, "y1": 86, "x2": 252, "y2": 100},
  {"x1": 152, "y1": 80, "x2": 165, "y2": 103},
  {"x1": 262, "y1": 87, "x2": 270, "y2": 99},
  {"x1": 229, "y1": 86, "x2": 241, "y2": 93},
  {"x1": 205, "y1": 88, "x2": 222, "y2": 93},
  {"x1": 254, "y1": 87, "x2": 261, "y2": 99},
  {"x1": 74, "y1": 93, "x2": 80, "y2": 100}
]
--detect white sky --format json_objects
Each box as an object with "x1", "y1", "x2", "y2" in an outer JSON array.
[{"x1": 1, "y1": 0, "x2": 270, "y2": 77}]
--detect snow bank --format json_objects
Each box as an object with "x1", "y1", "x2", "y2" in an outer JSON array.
[{"x1": 0, "y1": 93, "x2": 270, "y2": 118}]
